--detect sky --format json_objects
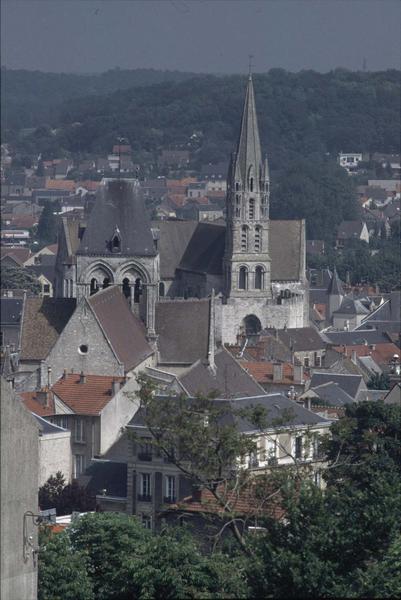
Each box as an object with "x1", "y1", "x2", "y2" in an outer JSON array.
[{"x1": 1, "y1": 0, "x2": 400, "y2": 74}]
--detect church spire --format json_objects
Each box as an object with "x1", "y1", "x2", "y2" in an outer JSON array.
[{"x1": 233, "y1": 73, "x2": 263, "y2": 187}]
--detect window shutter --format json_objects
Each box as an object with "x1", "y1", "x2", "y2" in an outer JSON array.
[
  {"x1": 132, "y1": 470, "x2": 136, "y2": 515},
  {"x1": 154, "y1": 472, "x2": 163, "y2": 511}
]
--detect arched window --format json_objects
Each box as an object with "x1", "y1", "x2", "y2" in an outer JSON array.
[
  {"x1": 241, "y1": 226, "x2": 248, "y2": 251},
  {"x1": 261, "y1": 195, "x2": 268, "y2": 217},
  {"x1": 235, "y1": 182, "x2": 240, "y2": 192},
  {"x1": 243, "y1": 314, "x2": 262, "y2": 335},
  {"x1": 235, "y1": 194, "x2": 241, "y2": 217},
  {"x1": 103, "y1": 277, "x2": 110, "y2": 289},
  {"x1": 255, "y1": 226, "x2": 262, "y2": 251},
  {"x1": 134, "y1": 278, "x2": 142, "y2": 303},
  {"x1": 250, "y1": 177, "x2": 254, "y2": 192},
  {"x1": 111, "y1": 226, "x2": 121, "y2": 253},
  {"x1": 255, "y1": 266, "x2": 264, "y2": 290},
  {"x1": 159, "y1": 282, "x2": 165, "y2": 297},
  {"x1": 249, "y1": 198, "x2": 255, "y2": 220},
  {"x1": 239, "y1": 266, "x2": 248, "y2": 290},
  {"x1": 90, "y1": 278, "x2": 98, "y2": 296},
  {"x1": 122, "y1": 277, "x2": 130, "y2": 299}
]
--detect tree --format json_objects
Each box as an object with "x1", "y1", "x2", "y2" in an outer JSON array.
[
  {"x1": 38, "y1": 528, "x2": 94, "y2": 600},
  {"x1": 36, "y1": 200, "x2": 58, "y2": 245},
  {"x1": 39, "y1": 472, "x2": 96, "y2": 515},
  {"x1": 0, "y1": 264, "x2": 41, "y2": 294},
  {"x1": 367, "y1": 372, "x2": 390, "y2": 390}
]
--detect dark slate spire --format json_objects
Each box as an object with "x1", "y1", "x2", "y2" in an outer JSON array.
[
  {"x1": 233, "y1": 74, "x2": 263, "y2": 186},
  {"x1": 328, "y1": 267, "x2": 344, "y2": 296}
]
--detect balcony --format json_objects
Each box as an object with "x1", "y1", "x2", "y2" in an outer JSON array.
[
  {"x1": 137, "y1": 494, "x2": 152, "y2": 502},
  {"x1": 164, "y1": 496, "x2": 176, "y2": 504}
]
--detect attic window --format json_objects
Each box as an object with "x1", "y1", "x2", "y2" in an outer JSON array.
[
  {"x1": 78, "y1": 344, "x2": 88, "y2": 355},
  {"x1": 111, "y1": 226, "x2": 122, "y2": 253}
]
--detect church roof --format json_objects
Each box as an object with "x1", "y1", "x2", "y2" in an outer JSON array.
[
  {"x1": 77, "y1": 180, "x2": 156, "y2": 257},
  {"x1": 179, "y1": 222, "x2": 226, "y2": 275},
  {"x1": 87, "y1": 286, "x2": 153, "y2": 371},
  {"x1": 233, "y1": 75, "x2": 262, "y2": 183},
  {"x1": 151, "y1": 220, "x2": 198, "y2": 279},
  {"x1": 155, "y1": 298, "x2": 210, "y2": 364}
]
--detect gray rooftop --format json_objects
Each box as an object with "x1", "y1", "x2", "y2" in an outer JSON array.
[
  {"x1": 78, "y1": 180, "x2": 156, "y2": 257},
  {"x1": 309, "y1": 372, "x2": 363, "y2": 400},
  {"x1": 308, "y1": 382, "x2": 354, "y2": 407}
]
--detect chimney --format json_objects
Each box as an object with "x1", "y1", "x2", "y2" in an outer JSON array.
[
  {"x1": 293, "y1": 364, "x2": 304, "y2": 384},
  {"x1": 351, "y1": 350, "x2": 357, "y2": 364},
  {"x1": 273, "y1": 362, "x2": 283, "y2": 383},
  {"x1": 37, "y1": 388, "x2": 50, "y2": 408},
  {"x1": 62, "y1": 369, "x2": 67, "y2": 379},
  {"x1": 192, "y1": 486, "x2": 202, "y2": 502},
  {"x1": 79, "y1": 371, "x2": 86, "y2": 384},
  {"x1": 111, "y1": 380, "x2": 120, "y2": 396},
  {"x1": 306, "y1": 397, "x2": 312, "y2": 411}
]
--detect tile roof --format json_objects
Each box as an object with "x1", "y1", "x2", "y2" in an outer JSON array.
[
  {"x1": 45, "y1": 179, "x2": 76, "y2": 192},
  {"x1": 166, "y1": 483, "x2": 284, "y2": 520},
  {"x1": 52, "y1": 373, "x2": 125, "y2": 415},
  {"x1": 87, "y1": 286, "x2": 153, "y2": 371},
  {"x1": 242, "y1": 361, "x2": 309, "y2": 385},
  {"x1": 333, "y1": 343, "x2": 400, "y2": 369},
  {"x1": 20, "y1": 390, "x2": 55, "y2": 416},
  {"x1": 180, "y1": 348, "x2": 264, "y2": 399},
  {"x1": 19, "y1": 298, "x2": 76, "y2": 360},
  {"x1": 78, "y1": 180, "x2": 156, "y2": 257},
  {"x1": 0, "y1": 246, "x2": 32, "y2": 265},
  {"x1": 155, "y1": 298, "x2": 210, "y2": 364}
]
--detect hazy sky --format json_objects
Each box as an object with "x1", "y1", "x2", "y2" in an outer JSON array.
[{"x1": 2, "y1": 0, "x2": 400, "y2": 74}]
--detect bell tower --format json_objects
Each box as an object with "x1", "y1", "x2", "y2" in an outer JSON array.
[{"x1": 223, "y1": 72, "x2": 271, "y2": 299}]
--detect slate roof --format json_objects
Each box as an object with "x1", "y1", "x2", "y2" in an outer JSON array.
[
  {"x1": 175, "y1": 219, "x2": 304, "y2": 281},
  {"x1": 179, "y1": 222, "x2": 226, "y2": 275},
  {"x1": 308, "y1": 382, "x2": 354, "y2": 407},
  {"x1": 333, "y1": 296, "x2": 369, "y2": 316},
  {"x1": 358, "y1": 292, "x2": 400, "y2": 325},
  {"x1": 0, "y1": 297, "x2": 24, "y2": 326},
  {"x1": 233, "y1": 75, "x2": 262, "y2": 184},
  {"x1": 79, "y1": 460, "x2": 127, "y2": 498},
  {"x1": 0, "y1": 246, "x2": 31, "y2": 265},
  {"x1": 337, "y1": 220, "x2": 367, "y2": 239},
  {"x1": 33, "y1": 413, "x2": 69, "y2": 435},
  {"x1": 179, "y1": 347, "x2": 264, "y2": 399},
  {"x1": 52, "y1": 373, "x2": 125, "y2": 415},
  {"x1": 78, "y1": 180, "x2": 156, "y2": 257},
  {"x1": 324, "y1": 329, "x2": 390, "y2": 346},
  {"x1": 309, "y1": 372, "x2": 363, "y2": 400},
  {"x1": 155, "y1": 298, "x2": 210, "y2": 364},
  {"x1": 151, "y1": 220, "x2": 198, "y2": 279},
  {"x1": 87, "y1": 286, "x2": 153, "y2": 371},
  {"x1": 231, "y1": 394, "x2": 331, "y2": 432},
  {"x1": 19, "y1": 298, "x2": 76, "y2": 360},
  {"x1": 271, "y1": 327, "x2": 325, "y2": 352}
]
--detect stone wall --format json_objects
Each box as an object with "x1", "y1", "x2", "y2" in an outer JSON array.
[{"x1": 39, "y1": 430, "x2": 72, "y2": 485}]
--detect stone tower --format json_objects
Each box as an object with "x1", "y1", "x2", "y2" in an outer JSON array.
[
  {"x1": 328, "y1": 267, "x2": 344, "y2": 321},
  {"x1": 223, "y1": 73, "x2": 271, "y2": 301}
]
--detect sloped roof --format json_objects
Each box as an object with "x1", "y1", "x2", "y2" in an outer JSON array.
[
  {"x1": 0, "y1": 246, "x2": 31, "y2": 265},
  {"x1": 19, "y1": 298, "x2": 76, "y2": 360},
  {"x1": 309, "y1": 382, "x2": 354, "y2": 407},
  {"x1": 155, "y1": 299, "x2": 210, "y2": 364},
  {"x1": 151, "y1": 220, "x2": 198, "y2": 279},
  {"x1": 333, "y1": 343, "x2": 400, "y2": 369},
  {"x1": 233, "y1": 75, "x2": 262, "y2": 184},
  {"x1": 334, "y1": 296, "x2": 369, "y2": 316},
  {"x1": 242, "y1": 361, "x2": 309, "y2": 385},
  {"x1": 269, "y1": 220, "x2": 304, "y2": 281},
  {"x1": 272, "y1": 327, "x2": 325, "y2": 352},
  {"x1": 0, "y1": 297, "x2": 24, "y2": 326},
  {"x1": 179, "y1": 222, "x2": 226, "y2": 275},
  {"x1": 180, "y1": 347, "x2": 264, "y2": 399},
  {"x1": 78, "y1": 180, "x2": 156, "y2": 257},
  {"x1": 45, "y1": 179, "x2": 76, "y2": 192},
  {"x1": 324, "y1": 329, "x2": 389, "y2": 346},
  {"x1": 87, "y1": 286, "x2": 153, "y2": 371},
  {"x1": 20, "y1": 390, "x2": 55, "y2": 416},
  {"x1": 328, "y1": 268, "x2": 344, "y2": 296},
  {"x1": 52, "y1": 373, "x2": 125, "y2": 415},
  {"x1": 309, "y1": 372, "x2": 363, "y2": 400},
  {"x1": 337, "y1": 220, "x2": 367, "y2": 239},
  {"x1": 33, "y1": 413, "x2": 69, "y2": 435}
]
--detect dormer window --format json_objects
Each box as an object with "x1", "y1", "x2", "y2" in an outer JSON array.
[{"x1": 110, "y1": 226, "x2": 122, "y2": 253}]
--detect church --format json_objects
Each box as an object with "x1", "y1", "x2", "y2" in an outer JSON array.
[{"x1": 54, "y1": 74, "x2": 308, "y2": 346}]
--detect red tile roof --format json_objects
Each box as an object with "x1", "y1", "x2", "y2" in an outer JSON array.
[
  {"x1": 241, "y1": 361, "x2": 309, "y2": 385},
  {"x1": 52, "y1": 373, "x2": 125, "y2": 415},
  {"x1": 334, "y1": 343, "x2": 400, "y2": 368},
  {"x1": 167, "y1": 483, "x2": 284, "y2": 521},
  {"x1": 20, "y1": 389, "x2": 55, "y2": 416},
  {"x1": 45, "y1": 179, "x2": 76, "y2": 192}
]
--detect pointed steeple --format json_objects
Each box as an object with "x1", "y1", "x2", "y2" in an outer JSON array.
[
  {"x1": 233, "y1": 74, "x2": 263, "y2": 186},
  {"x1": 328, "y1": 267, "x2": 344, "y2": 296}
]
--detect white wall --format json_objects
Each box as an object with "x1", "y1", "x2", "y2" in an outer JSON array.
[{"x1": 39, "y1": 431, "x2": 72, "y2": 485}]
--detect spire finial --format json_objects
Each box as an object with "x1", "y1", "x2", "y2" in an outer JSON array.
[{"x1": 248, "y1": 54, "x2": 254, "y2": 79}]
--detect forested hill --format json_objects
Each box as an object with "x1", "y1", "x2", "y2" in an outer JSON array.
[
  {"x1": 1, "y1": 67, "x2": 200, "y2": 130},
  {"x1": 4, "y1": 68, "x2": 399, "y2": 172}
]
